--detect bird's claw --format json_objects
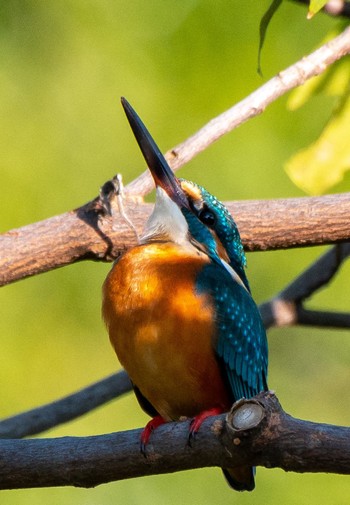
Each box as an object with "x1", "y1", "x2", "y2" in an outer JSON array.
[
  {"x1": 187, "y1": 418, "x2": 200, "y2": 447},
  {"x1": 140, "y1": 415, "x2": 166, "y2": 457},
  {"x1": 187, "y1": 407, "x2": 224, "y2": 447}
]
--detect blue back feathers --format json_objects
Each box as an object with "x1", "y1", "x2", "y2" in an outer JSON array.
[
  {"x1": 197, "y1": 264, "x2": 268, "y2": 400},
  {"x1": 179, "y1": 179, "x2": 268, "y2": 401}
]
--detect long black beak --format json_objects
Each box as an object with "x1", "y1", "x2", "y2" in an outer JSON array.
[{"x1": 121, "y1": 97, "x2": 190, "y2": 209}]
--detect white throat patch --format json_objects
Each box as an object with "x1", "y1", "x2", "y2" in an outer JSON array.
[{"x1": 140, "y1": 187, "x2": 190, "y2": 245}]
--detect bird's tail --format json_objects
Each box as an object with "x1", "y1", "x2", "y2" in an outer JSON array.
[{"x1": 222, "y1": 466, "x2": 255, "y2": 492}]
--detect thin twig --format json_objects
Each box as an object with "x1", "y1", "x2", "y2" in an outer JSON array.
[
  {"x1": 2, "y1": 25, "x2": 350, "y2": 286},
  {"x1": 126, "y1": 25, "x2": 350, "y2": 197},
  {"x1": 280, "y1": 243, "x2": 350, "y2": 301},
  {"x1": 1, "y1": 18, "x2": 350, "y2": 486},
  {"x1": 0, "y1": 372, "x2": 131, "y2": 439},
  {"x1": 297, "y1": 308, "x2": 350, "y2": 327},
  {"x1": 259, "y1": 243, "x2": 350, "y2": 328}
]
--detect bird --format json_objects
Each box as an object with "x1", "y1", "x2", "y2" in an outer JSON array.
[{"x1": 102, "y1": 97, "x2": 268, "y2": 492}]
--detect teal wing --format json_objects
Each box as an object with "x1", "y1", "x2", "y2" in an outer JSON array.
[{"x1": 196, "y1": 263, "x2": 268, "y2": 401}]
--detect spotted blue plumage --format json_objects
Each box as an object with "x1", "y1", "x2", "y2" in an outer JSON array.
[
  {"x1": 197, "y1": 263, "x2": 267, "y2": 400},
  {"x1": 121, "y1": 97, "x2": 267, "y2": 491},
  {"x1": 180, "y1": 181, "x2": 268, "y2": 401}
]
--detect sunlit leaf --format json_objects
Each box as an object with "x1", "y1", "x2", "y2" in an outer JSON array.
[
  {"x1": 285, "y1": 91, "x2": 350, "y2": 194},
  {"x1": 308, "y1": 0, "x2": 328, "y2": 19},
  {"x1": 258, "y1": 0, "x2": 283, "y2": 75}
]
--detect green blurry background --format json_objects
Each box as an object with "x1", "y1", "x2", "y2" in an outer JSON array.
[{"x1": 1, "y1": 1, "x2": 350, "y2": 504}]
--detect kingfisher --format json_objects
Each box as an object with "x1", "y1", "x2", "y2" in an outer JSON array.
[{"x1": 102, "y1": 98, "x2": 268, "y2": 492}]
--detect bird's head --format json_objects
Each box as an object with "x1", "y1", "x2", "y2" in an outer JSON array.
[{"x1": 121, "y1": 98, "x2": 249, "y2": 291}]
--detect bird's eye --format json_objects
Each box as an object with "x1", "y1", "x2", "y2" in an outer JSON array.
[{"x1": 198, "y1": 208, "x2": 216, "y2": 227}]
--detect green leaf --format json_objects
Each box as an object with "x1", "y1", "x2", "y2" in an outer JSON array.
[
  {"x1": 285, "y1": 90, "x2": 350, "y2": 194},
  {"x1": 308, "y1": 0, "x2": 329, "y2": 18},
  {"x1": 258, "y1": 0, "x2": 283, "y2": 76}
]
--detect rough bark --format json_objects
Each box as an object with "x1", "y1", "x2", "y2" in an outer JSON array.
[
  {"x1": 1, "y1": 393, "x2": 350, "y2": 490},
  {"x1": 1, "y1": 191, "x2": 350, "y2": 286}
]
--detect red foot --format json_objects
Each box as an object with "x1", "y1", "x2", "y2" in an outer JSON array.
[
  {"x1": 140, "y1": 415, "x2": 167, "y2": 456},
  {"x1": 188, "y1": 407, "x2": 224, "y2": 446}
]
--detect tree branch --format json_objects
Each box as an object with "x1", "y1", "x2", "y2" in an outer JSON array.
[
  {"x1": 0, "y1": 372, "x2": 131, "y2": 439},
  {"x1": 126, "y1": 24, "x2": 350, "y2": 197},
  {"x1": 1, "y1": 393, "x2": 350, "y2": 489},
  {"x1": 1, "y1": 191, "x2": 350, "y2": 287},
  {"x1": 260, "y1": 243, "x2": 350, "y2": 327},
  {"x1": 297, "y1": 307, "x2": 350, "y2": 327},
  {"x1": 1, "y1": 240, "x2": 349, "y2": 438},
  {"x1": 2, "y1": 16, "x2": 350, "y2": 491},
  {"x1": 2, "y1": 25, "x2": 350, "y2": 286}
]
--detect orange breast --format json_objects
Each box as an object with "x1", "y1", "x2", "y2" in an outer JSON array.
[{"x1": 102, "y1": 242, "x2": 231, "y2": 421}]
